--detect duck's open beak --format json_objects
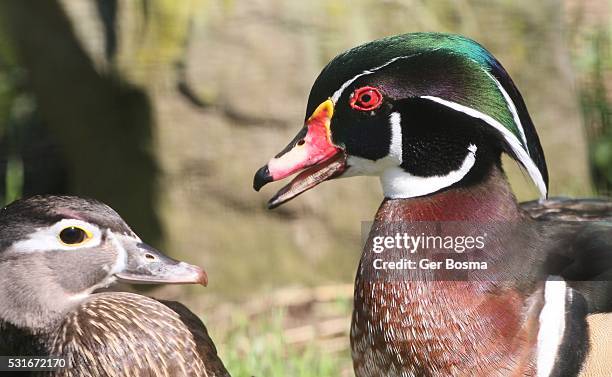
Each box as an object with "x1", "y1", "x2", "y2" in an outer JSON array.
[
  {"x1": 114, "y1": 237, "x2": 208, "y2": 286},
  {"x1": 253, "y1": 99, "x2": 347, "y2": 208}
]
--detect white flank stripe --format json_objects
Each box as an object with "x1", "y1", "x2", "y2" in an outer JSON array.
[
  {"x1": 536, "y1": 277, "x2": 567, "y2": 377},
  {"x1": 420, "y1": 95, "x2": 547, "y2": 199},
  {"x1": 380, "y1": 144, "x2": 477, "y2": 199}
]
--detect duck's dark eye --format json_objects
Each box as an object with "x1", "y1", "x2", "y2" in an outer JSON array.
[
  {"x1": 350, "y1": 86, "x2": 383, "y2": 111},
  {"x1": 59, "y1": 226, "x2": 91, "y2": 245}
]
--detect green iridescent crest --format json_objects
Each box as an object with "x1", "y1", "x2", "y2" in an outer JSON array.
[{"x1": 310, "y1": 33, "x2": 548, "y2": 198}]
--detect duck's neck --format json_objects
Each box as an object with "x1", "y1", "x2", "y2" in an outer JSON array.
[
  {"x1": 376, "y1": 166, "x2": 520, "y2": 222},
  {"x1": 360, "y1": 166, "x2": 528, "y2": 283},
  {"x1": 0, "y1": 261, "x2": 82, "y2": 332}
]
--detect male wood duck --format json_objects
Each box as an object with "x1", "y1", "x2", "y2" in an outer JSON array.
[
  {"x1": 253, "y1": 33, "x2": 612, "y2": 377},
  {"x1": 0, "y1": 195, "x2": 230, "y2": 377}
]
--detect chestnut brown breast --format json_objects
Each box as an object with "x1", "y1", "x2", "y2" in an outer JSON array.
[{"x1": 351, "y1": 176, "x2": 543, "y2": 377}]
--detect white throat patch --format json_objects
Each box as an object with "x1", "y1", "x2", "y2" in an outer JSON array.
[
  {"x1": 344, "y1": 112, "x2": 478, "y2": 199},
  {"x1": 380, "y1": 144, "x2": 477, "y2": 199}
]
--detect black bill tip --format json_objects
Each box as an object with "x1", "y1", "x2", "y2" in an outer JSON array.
[
  {"x1": 267, "y1": 194, "x2": 283, "y2": 210},
  {"x1": 253, "y1": 165, "x2": 273, "y2": 191}
]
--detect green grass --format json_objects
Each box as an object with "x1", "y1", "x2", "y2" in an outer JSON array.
[{"x1": 215, "y1": 308, "x2": 352, "y2": 377}]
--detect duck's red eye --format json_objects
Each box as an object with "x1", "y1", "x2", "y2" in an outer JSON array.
[{"x1": 350, "y1": 86, "x2": 383, "y2": 111}]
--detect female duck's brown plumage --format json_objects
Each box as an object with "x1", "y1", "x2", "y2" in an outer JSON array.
[
  {"x1": 254, "y1": 32, "x2": 612, "y2": 376},
  {"x1": 50, "y1": 293, "x2": 228, "y2": 377},
  {"x1": 0, "y1": 195, "x2": 230, "y2": 377}
]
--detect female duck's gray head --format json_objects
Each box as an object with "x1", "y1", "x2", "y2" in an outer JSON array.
[
  {"x1": 254, "y1": 32, "x2": 548, "y2": 207},
  {"x1": 0, "y1": 195, "x2": 207, "y2": 330}
]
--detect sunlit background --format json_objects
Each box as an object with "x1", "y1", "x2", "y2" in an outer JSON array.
[{"x1": 0, "y1": 1, "x2": 610, "y2": 375}]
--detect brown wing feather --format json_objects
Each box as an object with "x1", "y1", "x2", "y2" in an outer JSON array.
[
  {"x1": 160, "y1": 300, "x2": 231, "y2": 377},
  {"x1": 521, "y1": 197, "x2": 612, "y2": 222},
  {"x1": 48, "y1": 292, "x2": 230, "y2": 377}
]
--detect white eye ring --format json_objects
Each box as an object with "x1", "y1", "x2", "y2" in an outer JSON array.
[
  {"x1": 58, "y1": 226, "x2": 93, "y2": 246},
  {"x1": 10, "y1": 219, "x2": 102, "y2": 253}
]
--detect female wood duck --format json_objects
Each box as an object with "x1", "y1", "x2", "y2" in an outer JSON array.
[
  {"x1": 0, "y1": 195, "x2": 230, "y2": 377},
  {"x1": 253, "y1": 33, "x2": 612, "y2": 377}
]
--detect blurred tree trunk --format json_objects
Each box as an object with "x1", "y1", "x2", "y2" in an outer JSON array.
[{"x1": 0, "y1": 0, "x2": 162, "y2": 246}]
